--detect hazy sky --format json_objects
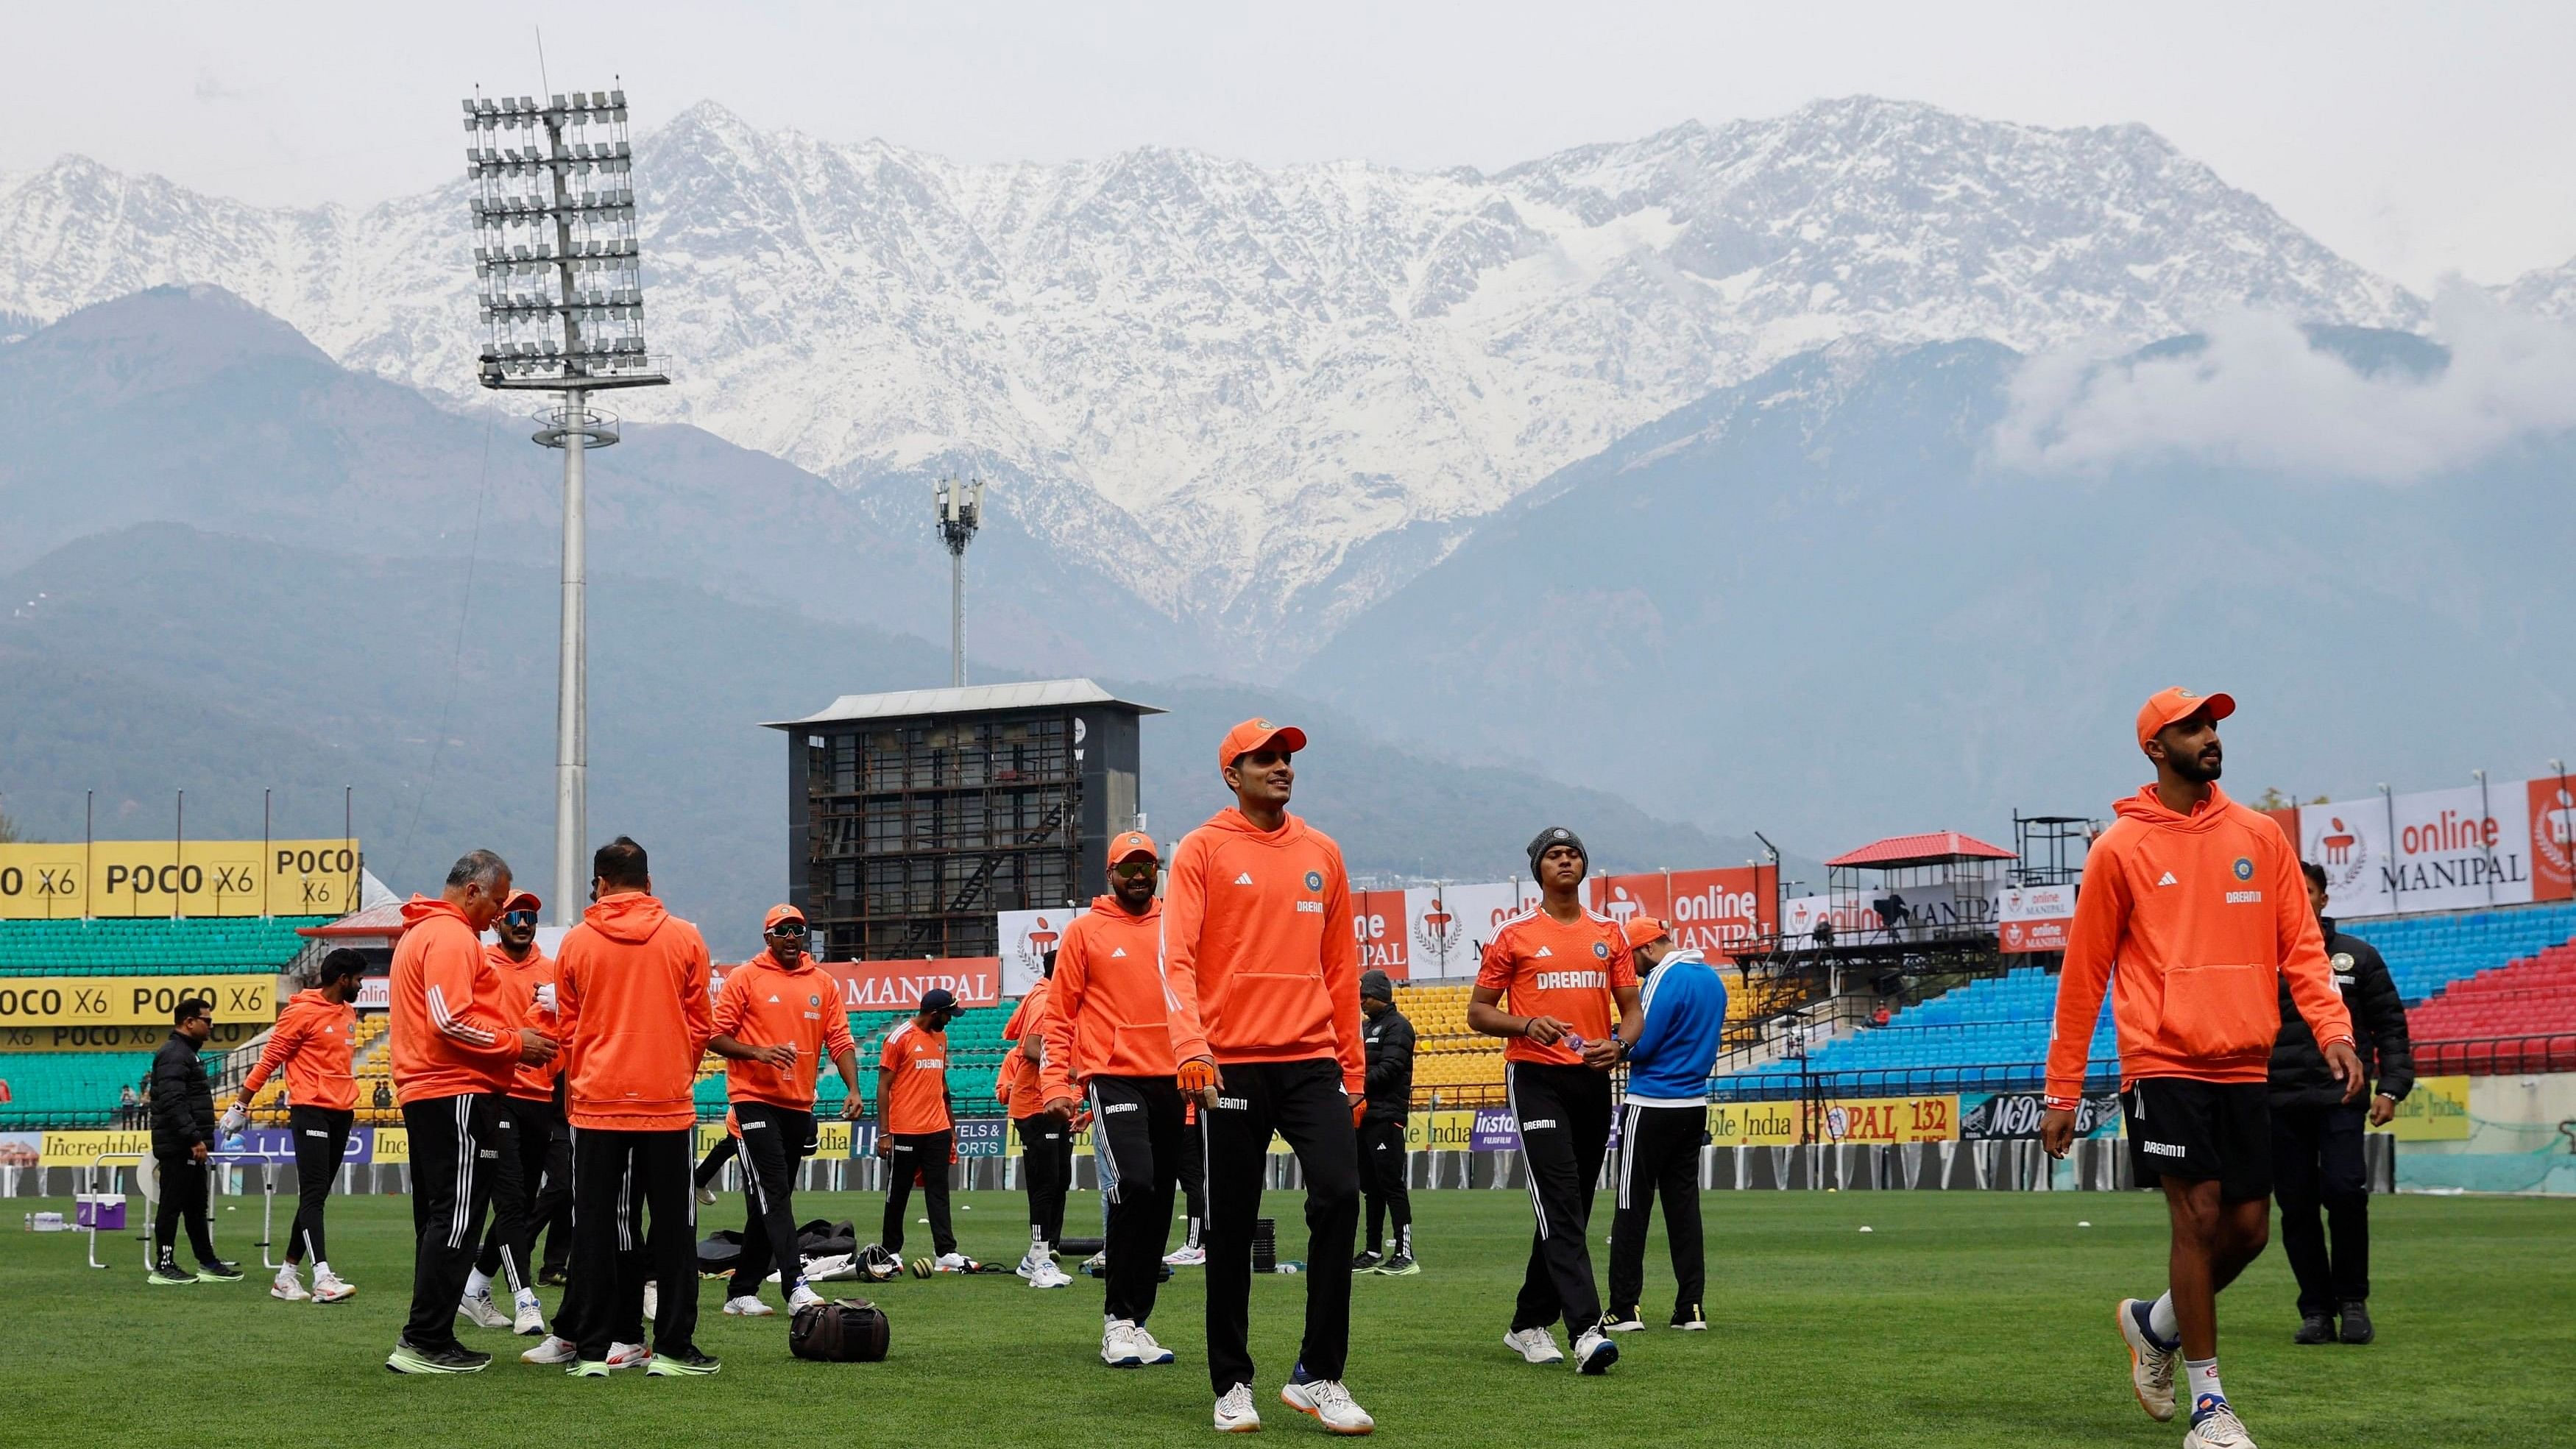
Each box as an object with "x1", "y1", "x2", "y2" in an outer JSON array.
[{"x1": 6, "y1": 1, "x2": 2570, "y2": 291}]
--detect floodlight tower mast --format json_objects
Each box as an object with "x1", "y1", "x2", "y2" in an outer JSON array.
[
  {"x1": 462, "y1": 85, "x2": 668, "y2": 924},
  {"x1": 934, "y1": 476, "x2": 986, "y2": 688}
]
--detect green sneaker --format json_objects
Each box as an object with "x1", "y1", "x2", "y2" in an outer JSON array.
[
  {"x1": 567, "y1": 1360, "x2": 612, "y2": 1378},
  {"x1": 147, "y1": 1261, "x2": 199, "y2": 1286},
  {"x1": 645, "y1": 1349, "x2": 720, "y2": 1377},
  {"x1": 193, "y1": 1258, "x2": 244, "y2": 1283},
  {"x1": 385, "y1": 1340, "x2": 491, "y2": 1374}
]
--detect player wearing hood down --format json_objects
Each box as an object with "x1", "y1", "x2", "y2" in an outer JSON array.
[
  {"x1": 2042, "y1": 690, "x2": 2361, "y2": 1449},
  {"x1": 230, "y1": 947, "x2": 369, "y2": 1305},
  {"x1": 1161, "y1": 720, "x2": 1373, "y2": 1435}
]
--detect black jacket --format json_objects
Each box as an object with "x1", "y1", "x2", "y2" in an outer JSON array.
[
  {"x1": 149, "y1": 1032, "x2": 215, "y2": 1157},
  {"x1": 2270, "y1": 918, "x2": 2414, "y2": 1108},
  {"x1": 1361, "y1": 1006, "x2": 1415, "y2": 1124}
]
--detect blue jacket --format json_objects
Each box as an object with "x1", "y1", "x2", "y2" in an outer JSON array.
[{"x1": 1624, "y1": 949, "x2": 1728, "y2": 1105}]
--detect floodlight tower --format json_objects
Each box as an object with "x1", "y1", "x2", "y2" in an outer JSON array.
[
  {"x1": 934, "y1": 475, "x2": 986, "y2": 688},
  {"x1": 462, "y1": 86, "x2": 668, "y2": 924}
]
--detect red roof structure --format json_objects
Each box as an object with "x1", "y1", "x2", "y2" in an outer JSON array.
[
  {"x1": 1826, "y1": 832, "x2": 2018, "y2": 870},
  {"x1": 295, "y1": 900, "x2": 406, "y2": 939}
]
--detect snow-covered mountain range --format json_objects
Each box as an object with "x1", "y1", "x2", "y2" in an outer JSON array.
[{"x1": 0, "y1": 95, "x2": 2441, "y2": 654}]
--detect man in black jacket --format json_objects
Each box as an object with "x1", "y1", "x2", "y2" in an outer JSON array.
[
  {"x1": 1354, "y1": 971, "x2": 1418, "y2": 1276},
  {"x1": 149, "y1": 996, "x2": 239, "y2": 1285},
  {"x1": 2271, "y1": 862, "x2": 2414, "y2": 1345}
]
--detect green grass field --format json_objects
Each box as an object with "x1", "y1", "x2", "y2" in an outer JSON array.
[{"x1": 2, "y1": 1188, "x2": 2566, "y2": 1447}]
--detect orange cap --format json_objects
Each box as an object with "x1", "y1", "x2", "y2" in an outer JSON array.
[
  {"x1": 763, "y1": 903, "x2": 807, "y2": 930},
  {"x1": 1622, "y1": 915, "x2": 1673, "y2": 950},
  {"x1": 502, "y1": 890, "x2": 543, "y2": 914},
  {"x1": 1108, "y1": 830, "x2": 1159, "y2": 864},
  {"x1": 1217, "y1": 717, "x2": 1308, "y2": 770},
  {"x1": 2135, "y1": 687, "x2": 2236, "y2": 748}
]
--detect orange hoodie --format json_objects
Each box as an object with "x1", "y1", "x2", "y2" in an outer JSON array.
[
  {"x1": 243, "y1": 987, "x2": 358, "y2": 1112},
  {"x1": 999, "y1": 979, "x2": 1053, "y2": 1119},
  {"x1": 2045, "y1": 784, "x2": 2355, "y2": 1107},
  {"x1": 712, "y1": 950, "x2": 857, "y2": 1111},
  {"x1": 389, "y1": 896, "x2": 519, "y2": 1105},
  {"x1": 485, "y1": 941, "x2": 559, "y2": 1103},
  {"x1": 1160, "y1": 810, "x2": 1363, "y2": 1094},
  {"x1": 556, "y1": 892, "x2": 714, "y2": 1130},
  {"x1": 1039, "y1": 896, "x2": 1175, "y2": 1100}
]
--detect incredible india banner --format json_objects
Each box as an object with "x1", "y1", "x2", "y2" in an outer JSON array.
[{"x1": 0, "y1": 839, "x2": 361, "y2": 919}]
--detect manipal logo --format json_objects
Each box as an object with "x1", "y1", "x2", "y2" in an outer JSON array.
[
  {"x1": 1414, "y1": 897, "x2": 1457, "y2": 961},
  {"x1": 2311, "y1": 817, "x2": 2371, "y2": 892}
]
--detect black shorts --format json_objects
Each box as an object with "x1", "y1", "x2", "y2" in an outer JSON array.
[{"x1": 2123, "y1": 1078, "x2": 2272, "y2": 1202}]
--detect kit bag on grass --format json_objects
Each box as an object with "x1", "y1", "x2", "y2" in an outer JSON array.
[{"x1": 790, "y1": 1298, "x2": 891, "y2": 1363}]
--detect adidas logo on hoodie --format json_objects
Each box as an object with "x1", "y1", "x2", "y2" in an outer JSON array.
[{"x1": 1234, "y1": 873, "x2": 1255, "y2": 886}]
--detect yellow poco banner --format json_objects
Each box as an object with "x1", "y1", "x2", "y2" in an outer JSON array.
[
  {"x1": 0, "y1": 977, "x2": 275, "y2": 1027},
  {"x1": 0, "y1": 839, "x2": 361, "y2": 918}
]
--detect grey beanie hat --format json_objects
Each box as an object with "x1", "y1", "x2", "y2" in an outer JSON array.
[
  {"x1": 1526, "y1": 825, "x2": 1588, "y2": 882},
  {"x1": 1359, "y1": 969, "x2": 1395, "y2": 1002}
]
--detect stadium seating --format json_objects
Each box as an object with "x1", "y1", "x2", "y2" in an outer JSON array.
[
  {"x1": 1393, "y1": 983, "x2": 1504, "y2": 1103},
  {"x1": 0, "y1": 916, "x2": 332, "y2": 974},
  {"x1": 2338, "y1": 901, "x2": 2576, "y2": 1004},
  {"x1": 0, "y1": 1051, "x2": 155, "y2": 1127},
  {"x1": 1711, "y1": 966, "x2": 2117, "y2": 1099}
]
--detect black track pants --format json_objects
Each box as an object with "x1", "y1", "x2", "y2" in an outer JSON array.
[
  {"x1": 1359, "y1": 1117, "x2": 1412, "y2": 1255},
  {"x1": 565, "y1": 1125, "x2": 701, "y2": 1359},
  {"x1": 152, "y1": 1152, "x2": 219, "y2": 1265},
  {"x1": 473, "y1": 1094, "x2": 556, "y2": 1292},
  {"x1": 1507, "y1": 1063, "x2": 1613, "y2": 1337},
  {"x1": 1607, "y1": 1101, "x2": 1705, "y2": 1318},
  {"x1": 401, "y1": 1093, "x2": 498, "y2": 1351},
  {"x1": 2272, "y1": 1099, "x2": 2371, "y2": 1314},
  {"x1": 285, "y1": 1105, "x2": 353, "y2": 1266},
  {"x1": 729, "y1": 1102, "x2": 817, "y2": 1298},
  {"x1": 1089, "y1": 1075, "x2": 1183, "y2": 1324},
  {"x1": 882, "y1": 1130, "x2": 955, "y2": 1256},
  {"x1": 1201, "y1": 1058, "x2": 1360, "y2": 1394},
  {"x1": 1015, "y1": 1113, "x2": 1072, "y2": 1247}
]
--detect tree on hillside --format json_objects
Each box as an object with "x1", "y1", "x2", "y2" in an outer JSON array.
[{"x1": 2254, "y1": 787, "x2": 2330, "y2": 811}]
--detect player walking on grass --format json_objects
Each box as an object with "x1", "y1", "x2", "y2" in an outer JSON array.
[
  {"x1": 2042, "y1": 690, "x2": 2362, "y2": 1449},
  {"x1": 148, "y1": 996, "x2": 238, "y2": 1286},
  {"x1": 550, "y1": 837, "x2": 721, "y2": 1378},
  {"x1": 875, "y1": 990, "x2": 966, "y2": 1269},
  {"x1": 1041, "y1": 831, "x2": 1184, "y2": 1364},
  {"x1": 1604, "y1": 916, "x2": 1727, "y2": 1334},
  {"x1": 707, "y1": 904, "x2": 864, "y2": 1318},
  {"x1": 1354, "y1": 971, "x2": 1417, "y2": 1275},
  {"x1": 1164, "y1": 719, "x2": 1374, "y2": 1435},
  {"x1": 461, "y1": 891, "x2": 559, "y2": 1336},
  {"x1": 1471, "y1": 826, "x2": 1640, "y2": 1376},
  {"x1": 385, "y1": 850, "x2": 557, "y2": 1374},
  {"x1": 1002, "y1": 953, "x2": 1074, "y2": 1289},
  {"x1": 228, "y1": 948, "x2": 367, "y2": 1304}
]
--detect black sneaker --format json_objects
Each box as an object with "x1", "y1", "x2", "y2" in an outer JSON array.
[
  {"x1": 1352, "y1": 1250, "x2": 1383, "y2": 1272},
  {"x1": 194, "y1": 1258, "x2": 244, "y2": 1282},
  {"x1": 386, "y1": 1339, "x2": 493, "y2": 1374},
  {"x1": 2293, "y1": 1312, "x2": 2335, "y2": 1345},
  {"x1": 2338, "y1": 1300, "x2": 2375, "y2": 1345},
  {"x1": 1379, "y1": 1252, "x2": 1420, "y2": 1277},
  {"x1": 539, "y1": 1265, "x2": 571, "y2": 1288},
  {"x1": 1602, "y1": 1305, "x2": 1645, "y2": 1333},
  {"x1": 645, "y1": 1347, "x2": 721, "y2": 1377},
  {"x1": 147, "y1": 1258, "x2": 198, "y2": 1286},
  {"x1": 1670, "y1": 1303, "x2": 1706, "y2": 1331}
]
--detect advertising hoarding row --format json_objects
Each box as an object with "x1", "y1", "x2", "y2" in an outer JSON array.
[
  {"x1": 2295, "y1": 777, "x2": 2575, "y2": 919},
  {"x1": 0, "y1": 840, "x2": 361, "y2": 919}
]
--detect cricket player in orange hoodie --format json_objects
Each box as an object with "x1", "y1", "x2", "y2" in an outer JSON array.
[
  {"x1": 386, "y1": 849, "x2": 557, "y2": 1375},
  {"x1": 1162, "y1": 719, "x2": 1373, "y2": 1435},
  {"x1": 2042, "y1": 690, "x2": 2361, "y2": 1449},
  {"x1": 228, "y1": 946, "x2": 367, "y2": 1305},
  {"x1": 1000, "y1": 956, "x2": 1074, "y2": 1288},
  {"x1": 551, "y1": 837, "x2": 720, "y2": 1378},
  {"x1": 706, "y1": 903, "x2": 862, "y2": 1317},
  {"x1": 463, "y1": 890, "x2": 559, "y2": 1336},
  {"x1": 1041, "y1": 830, "x2": 1183, "y2": 1365}
]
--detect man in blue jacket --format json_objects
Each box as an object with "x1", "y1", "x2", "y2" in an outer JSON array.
[{"x1": 1604, "y1": 918, "x2": 1727, "y2": 1333}]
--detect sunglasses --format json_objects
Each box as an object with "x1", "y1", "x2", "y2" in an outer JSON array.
[
  {"x1": 1111, "y1": 860, "x2": 1157, "y2": 879},
  {"x1": 768, "y1": 921, "x2": 808, "y2": 938},
  {"x1": 502, "y1": 910, "x2": 539, "y2": 928}
]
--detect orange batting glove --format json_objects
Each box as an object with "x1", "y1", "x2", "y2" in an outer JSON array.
[{"x1": 1177, "y1": 1058, "x2": 1219, "y2": 1094}]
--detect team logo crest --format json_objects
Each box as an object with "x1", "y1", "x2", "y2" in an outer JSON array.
[
  {"x1": 1592, "y1": 940, "x2": 1610, "y2": 959},
  {"x1": 2232, "y1": 857, "x2": 2254, "y2": 882},
  {"x1": 2309, "y1": 816, "x2": 2371, "y2": 893},
  {"x1": 1304, "y1": 871, "x2": 1323, "y2": 892},
  {"x1": 809, "y1": 994, "x2": 821, "y2": 1007}
]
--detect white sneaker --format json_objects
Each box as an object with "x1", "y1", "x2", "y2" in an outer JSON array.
[
  {"x1": 1572, "y1": 1328, "x2": 1619, "y2": 1375},
  {"x1": 310, "y1": 1267, "x2": 355, "y2": 1303},
  {"x1": 934, "y1": 1252, "x2": 969, "y2": 1272},
  {"x1": 604, "y1": 1342, "x2": 651, "y2": 1372},
  {"x1": 1279, "y1": 1377, "x2": 1374, "y2": 1435},
  {"x1": 788, "y1": 1280, "x2": 825, "y2": 1311},
  {"x1": 458, "y1": 1290, "x2": 512, "y2": 1330},
  {"x1": 272, "y1": 1265, "x2": 310, "y2": 1301},
  {"x1": 642, "y1": 1283, "x2": 659, "y2": 1320},
  {"x1": 1127, "y1": 1322, "x2": 1175, "y2": 1365},
  {"x1": 1102, "y1": 1319, "x2": 1144, "y2": 1367},
  {"x1": 1213, "y1": 1384, "x2": 1262, "y2": 1433},
  {"x1": 1082, "y1": 1250, "x2": 1108, "y2": 1272},
  {"x1": 520, "y1": 1334, "x2": 577, "y2": 1365},
  {"x1": 2116, "y1": 1299, "x2": 2180, "y2": 1423},
  {"x1": 1503, "y1": 1327, "x2": 1564, "y2": 1365},
  {"x1": 723, "y1": 1294, "x2": 775, "y2": 1317},
  {"x1": 695, "y1": 1183, "x2": 718, "y2": 1206},
  {"x1": 1029, "y1": 1259, "x2": 1073, "y2": 1289},
  {"x1": 1162, "y1": 1244, "x2": 1206, "y2": 1266},
  {"x1": 1602, "y1": 1308, "x2": 1645, "y2": 1333},
  {"x1": 512, "y1": 1292, "x2": 547, "y2": 1336},
  {"x1": 2183, "y1": 1400, "x2": 2258, "y2": 1449}
]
